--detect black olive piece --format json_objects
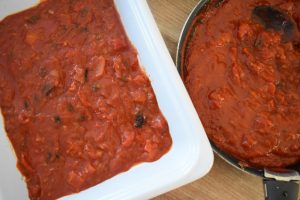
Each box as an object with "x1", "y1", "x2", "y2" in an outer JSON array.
[
  {"x1": 39, "y1": 67, "x2": 47, "y2": 78},
  {"x1": 46, "y1": 152, "x2": 53, "y2": 162},
  {"x1": 84, "y1": 68, "x2": 89, "y2": 82},
  {"x1": 46, "y1": 152, "x2": 60, "y2": 163},
  {"x1": 24, "y1": 100, "x2": 30, "y2": 109},
  {"x1": 254, "y1": 36, "x2": 263, "y2": 48},
  {"x1": 214, "y1": 0, "x2": 225, "y2": 8},
  {"x1": 80, "y1": 7, "x2": 88, "y2": 17},
  {"x1": 134, "y1": 114, "x2": 145, "y2": 128},
  {"x1": 55, "y1": 153, "x2": 60, "y2": 159},
  {"x1": 91, "y1": 84, "x2": 98, "y2": 92},
  {"x1": 78, "y1": 114, "x2": 86, "y2": 122},
  {"x1": 54, "y1": 115, "x2": 62, "y2": 125},
  {"x1": 80, "y1": 27, "x2": 89, "y2": 33},
  {"x1": 27, "y1": 15, "x2": 40, "y2": 24},
  {"x1": 275, "y1": 79, "x2": 283, "y2": 86},
  {"x1": 42, "y1": 83, "x2": 55, "y2": 96}
]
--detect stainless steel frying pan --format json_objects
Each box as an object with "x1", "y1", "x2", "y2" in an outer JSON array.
[{"x1": 176, "y1": 0, "x2": 300, "y2": 199}]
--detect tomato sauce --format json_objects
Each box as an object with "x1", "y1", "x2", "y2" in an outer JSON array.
[
  {"x1": 183, "y1": 0, "x2": 300, "y2": 168},
  {"x1": 0, "y1": 0, "x2": 172, "y2": 199}
]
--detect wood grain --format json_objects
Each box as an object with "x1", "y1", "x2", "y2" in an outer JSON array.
[{"x1": 147, "y1": 0, "x2": 264, "y2": 199}]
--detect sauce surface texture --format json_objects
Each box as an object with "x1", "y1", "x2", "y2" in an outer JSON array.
[
  {"x1": 0, "y1": 0, "x2": 172, "y2": 199},
  {"x1": 183, "y1": 0, "x2": 300, "y2": 168}
]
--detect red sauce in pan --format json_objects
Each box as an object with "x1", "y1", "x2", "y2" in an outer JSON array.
[
  {"x1": 0, "y1": 0, "x2": 172, "y2": 199},
  {"x1": 183, "y1": 0, "x2": 300, "y2": 168}
]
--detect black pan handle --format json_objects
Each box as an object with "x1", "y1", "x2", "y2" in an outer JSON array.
[{"x1": 264, "y1": 179, "x2": 299, "y2": 200}]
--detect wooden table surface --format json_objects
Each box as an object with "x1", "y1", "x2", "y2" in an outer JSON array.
[{"x1": 147, "y1": 1, "x2": 264, "y2": 199}]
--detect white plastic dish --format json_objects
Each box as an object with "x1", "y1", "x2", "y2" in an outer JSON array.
[{"x1": 0, "y1": 0, "x2": 214, "y2": 200}]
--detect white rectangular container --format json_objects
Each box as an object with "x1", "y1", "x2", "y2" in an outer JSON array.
[{"x1": 0, "y1": 1, "x2": 214, "y2": 200}]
